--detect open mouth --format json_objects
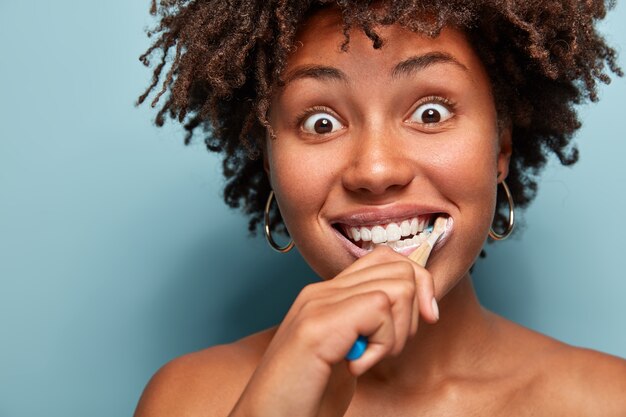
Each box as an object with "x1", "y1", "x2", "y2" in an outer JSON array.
[{"x1": 333, "y1": 213, "x2": 450, "y2": 253}]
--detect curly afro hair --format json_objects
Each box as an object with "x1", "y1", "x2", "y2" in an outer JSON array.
[{"x1": 137, "y1": 0, "x2": 621, "y2": 238}]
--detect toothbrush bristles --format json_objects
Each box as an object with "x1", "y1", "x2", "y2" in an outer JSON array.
[
  {"x1": 432, "y1": 216, "x2": 447, "y2": 235},
  {"x1": 425, "y1": 216, "x2": 445, "y2": 234}
]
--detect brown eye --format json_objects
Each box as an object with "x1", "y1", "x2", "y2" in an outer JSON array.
[
  {"x1": 302, "y1": 113, "x2": 344, "y2": 134},
  {"x1": 422, "y1": 108, "x2": 441, "y2": 123},
  {"x1": 314, "y1": 118, "x2": 333, "y2": 133},
  {"x1": 409, "y1": 102, "x2": 453, "y2": 125}
]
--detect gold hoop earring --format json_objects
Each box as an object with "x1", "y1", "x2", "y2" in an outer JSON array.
[
  {"x1": 489, "y1": 179, "x2": 515, "y2": 241},
  {"x1": 264, "y1": 190, "x2": 295, "y2": 253}
]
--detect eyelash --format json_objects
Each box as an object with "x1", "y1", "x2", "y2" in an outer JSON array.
[
  {"x1": 294, "y1": 105, "x2": 340, "y2": 129},
  {"x1": 412, "y1": 96, "x2": 457, "y2": 116},
  {"x1": 293, "y1": 96, "x2": 457, "y2": 132}
]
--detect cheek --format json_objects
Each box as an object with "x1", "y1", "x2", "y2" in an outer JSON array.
[
  {"x1": 432, "y1": 134, "x2": 499, "y2": 231},
  {"x1": 424, "y1": 134, "x2": 500, "y2": 295},
  {"x1": 267, "y1": 141, "x2": 339, "y2": 232}
]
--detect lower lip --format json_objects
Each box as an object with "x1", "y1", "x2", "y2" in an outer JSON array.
[{"x1": 333, "y1": 217, "x2": 454, "y2": 259}]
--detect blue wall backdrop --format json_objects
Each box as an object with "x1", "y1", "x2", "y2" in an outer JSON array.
[{"x1": 0, "y1": 2, "x2": 624, "y2": 416}]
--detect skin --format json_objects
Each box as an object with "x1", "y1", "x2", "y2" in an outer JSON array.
[{"x1": 135, "y1": 7, "x2": 626, "y2": 417}]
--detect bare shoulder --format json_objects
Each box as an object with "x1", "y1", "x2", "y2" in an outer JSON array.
[
  {"x1": 134, "y1": 328, "x2": 276, "y2": 417},
  {"x1": 544, "y1": 343, "x2": 626, "y2": 415},
  {"x1": 493, "y1": 315, "x2": 626, "y2": 415}
]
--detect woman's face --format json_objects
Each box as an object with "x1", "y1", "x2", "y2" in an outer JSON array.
[{"x1": 266, "y1": 8, "x2": 511, "y2": 298}]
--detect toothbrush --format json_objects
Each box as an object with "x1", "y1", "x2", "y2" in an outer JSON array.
[
  {"x1": 345, "y1": 216, "x2": 448, "y2": 361},
  {"x1": 407, "y1": 216, "x2": 448, "y2": 266}
]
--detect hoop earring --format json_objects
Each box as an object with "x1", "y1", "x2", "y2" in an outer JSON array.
[
  {"x1": 489, "y1": 179, "x2": 515, "y2": 241},
  {"x1": 264, "y1": 190, "x2": 295, "y2": 253}
]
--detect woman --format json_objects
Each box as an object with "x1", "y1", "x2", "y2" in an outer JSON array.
[{"x1": 135, "y1": 1, "x2": 626, "y2": 415}]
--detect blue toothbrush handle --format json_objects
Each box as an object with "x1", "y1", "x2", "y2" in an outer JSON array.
[{"x1": 345, "y1": 335, "x2": 368, "y2": 360}]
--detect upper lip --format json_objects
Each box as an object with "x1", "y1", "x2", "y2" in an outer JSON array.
[{"x1": 329, "y1": 204, "x2": 451, "y2": 227}]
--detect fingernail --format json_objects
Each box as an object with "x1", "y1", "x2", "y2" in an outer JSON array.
[{"x1": 431, "y1": 298, "x2": 439, "y2": 321}]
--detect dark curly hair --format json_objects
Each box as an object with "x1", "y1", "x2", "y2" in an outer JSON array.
[{"x1": 137, "y1": 0, "x2": 621, "y2": 238}]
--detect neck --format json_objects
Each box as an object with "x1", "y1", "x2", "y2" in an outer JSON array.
[{"x1": 365, "y1": 273, "x2": 498, "y2": 386}]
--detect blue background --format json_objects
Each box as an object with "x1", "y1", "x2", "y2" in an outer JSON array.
[{"x1": 1, "y1": 2, "x2": 624, "y2": 416}]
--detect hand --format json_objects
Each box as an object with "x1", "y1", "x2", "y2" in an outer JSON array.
[{"x1": 229, "y1": 246, "x2": 439, "y2": 417}]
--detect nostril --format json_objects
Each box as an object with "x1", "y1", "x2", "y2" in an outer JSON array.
[
  {"x1": 342, "y1": 155, "x2": 414, "y2": 196},
  {"x1": 346, "y1": 181, "x2": 413, "y2": 198}
]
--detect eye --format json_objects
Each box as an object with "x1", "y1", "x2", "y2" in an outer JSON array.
[
  {"x1": 409, "y1": 101, "x2": 453, "y2": 125},
  {"x1": 302, "y1": 113, "x2": 344, "y2": 135}
]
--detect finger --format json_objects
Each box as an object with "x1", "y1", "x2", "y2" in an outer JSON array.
[
  {"x1": 332, "y1": 258, "x2": 414, "y2": 289},
  {"x1": 320, "y1": 277, "x2": 415, "y2": 355},
  {"x1": 339, "y1": 291, "x2": 396, "y2": 376},
  {"x1": 296, "y1": 290, "x2": 395, "y2": 367},
  {"x1": 341, "y1": 256, "x2": 438, "y2": 326},
  {"x1": 336, "y1": 245, "x2": 402, "y2": 278},
  {"x1": 405, "y1": 260, "x2": 439, "y2": 324},
  {"x1": 330, "y1": 261, "x2": 418, "y2": 348},
  {"x1": 335, "y1": 246, "x2": 438, "y2": 325}
]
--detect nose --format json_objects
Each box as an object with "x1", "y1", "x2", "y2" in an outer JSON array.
[{"x1": 341, "y1": 125, "x2": 414, "y2": 198}]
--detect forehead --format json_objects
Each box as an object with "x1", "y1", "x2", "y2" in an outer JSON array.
[{"x1": 283, "y1": 7, "x2": 486, "y2": 87}]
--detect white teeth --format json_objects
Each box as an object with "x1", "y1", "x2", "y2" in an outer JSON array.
[
  {"x1": 371, "y1": 225, "x2": 386, "y2": 244},
  {"x1": 340, "y1": 215, "x2": 443, "y2": 248},
  {"x1": 387, "y1": 239, "x2": 401, "y2": 249},
  {"x1": 385, "y1": 223, "x2": 401, "y2": 242},
  {"x1": 357, "y1": 227, "x2": 436, "y2": 253},
  {"x1": 402, "y1": 236, "x2": 414, "y2": 248},
  {"x1": 400, "y1": 220, "x2": 411, "y2": 237},
  {"x1": 418, "y1": 217, "x2": 427, "y2": 232}
]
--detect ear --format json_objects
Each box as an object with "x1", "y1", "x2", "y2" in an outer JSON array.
[{"x1": 496, "y1": 125, "x2": 512, "y2": 183}]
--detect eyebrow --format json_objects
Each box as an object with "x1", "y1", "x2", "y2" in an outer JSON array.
[
  {"x1": 281, "y1": 51, "x2": 468, "y2": 86},
  {"x1": 282, "y1": 65, "x2": 348, "y2": 86},
  {"x1": 392, "y1": 52, "x2": 468, "y2": 79}
]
